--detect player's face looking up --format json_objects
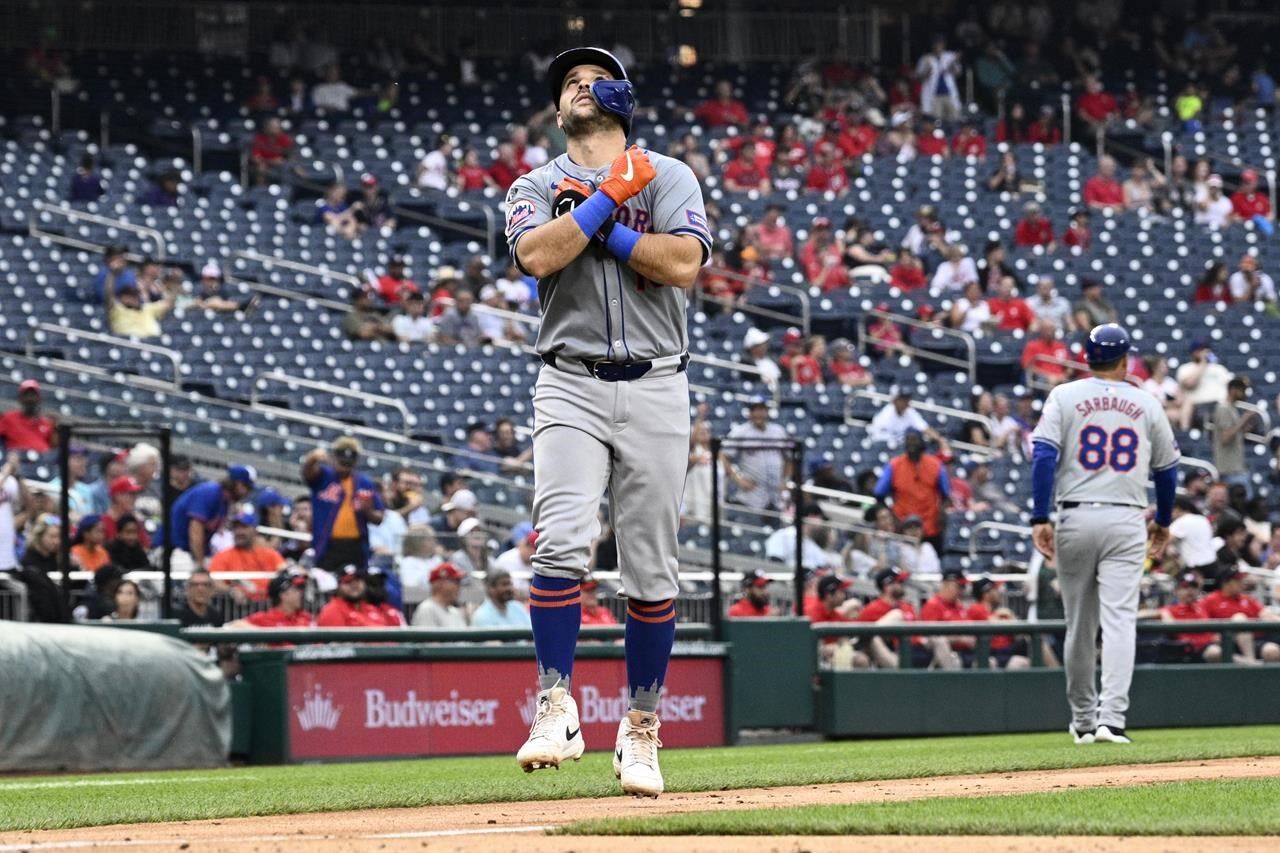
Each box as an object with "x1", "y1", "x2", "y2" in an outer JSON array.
[{"x1": 558, "y1": 64, "x2": 618, "y2": 136}]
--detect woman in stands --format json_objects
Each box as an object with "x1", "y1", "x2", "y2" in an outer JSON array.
[
  {"x1": 106, "y1": 515, "x2": 153, "y2": 572},
  {"x1": 69, "y1": 514, "x2": 110, "y2": 574},
  {"x1": 16, "y1": 514, "x2": 69, "y2": 623},
  {"x1": 1194, "y1": 261, "x2": 1231, "y2": 303},
  {"x1": 104, "y1": 579, "x2": 141, "y2": 622}
]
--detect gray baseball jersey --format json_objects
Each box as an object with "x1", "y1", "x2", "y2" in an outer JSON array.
[
  {"x1": 505, "y1": 151, "x2": 712, "y2": 362},
  {"x1": 1032, "y1": 377, "x2": 1181, "y2": 507}
]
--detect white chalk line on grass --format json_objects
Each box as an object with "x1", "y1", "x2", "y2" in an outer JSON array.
[
  {"x1": 0, "y1": 775, "x2": 255, "y2": 791},
  {"x1": 0, "y1": 824, "x2": 550, "y2": 851}
]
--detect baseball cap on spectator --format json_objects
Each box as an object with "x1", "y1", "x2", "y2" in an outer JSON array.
[
  {"x1": 268, "y1": 569, "x2": 308, "y2": 600},
  {"x1": 337, "y1": 564, "x2": 366, "y2": 582},
  {"x1": 743, "y1": 327, "x2": 770, "y2": 349},
  {"x1": 1176, "y1": 572, "x2": 1201, "y2": 588},
  {"x1": 874, "y1": 566, "x2": 910, "y2": 590},
  {"x1": 231, "y1": 511, "x2": 257, "y2": 527},
  {"x1": 456, "y1": 517, "x2": 483, "y2": 538},
  {"x1": 782, "y1": 327, "x2": 803, "y2": 345},
  {"x1": 510, "y1": 520, "x2": 535, "y2": 544},
  {"x1": 485, "y1": 568, "x2": 512, "y2": 588},
  {"x1": 747, "y1": 394, "x2": 770, "y2": 409},
  {"x1": 441, "y1": 489, "x2": 478, "y2": 512},
  {"x1": 1217, "y1": 567, "x2": 1247, "y2": 584},
  {"x1": 1242, "y1": 168, "x2": 1258, "y2": 184},
  {"x1": 361, "y1": 172, "x2": 378, "y2": 187},
  {"x1": 812, "y1": 216, "x2": 832, "y2": 229},
  {"x1": 742, "y1": 569, "x2": 771, "y2": 589},
  {"x1": 430, "y1": 562, "x2": 466, "y2": 583},
  {"x1": 898, "y1": 514, "x2": 924, "y2": 531},
  {"x1": 891, "y1": 385, "x2": 910, "y2": 399},
  {"x1": 941, "y1": 568, "x2": 968, "y2": 586},
  {"x1": 806, "y1": 457, "x2": 834, "y2": 478},
  {"x1": 435, "y1": 266, "x2": 461, "y2": 283},
  {"x1": 227, "y1": 464, "x2": 257, "y2": 487},
  {"x1": 971, "y1": 576, "x2": 1003, "y2": 598},
  {"x1": 201, "y1": 261, "x2": 221, "y2": 279},
  {"x1": 1189, "y1": 338, "x2": 1211, "y2": 354},
  {"x1": 108, "y1": 475, "x2": 144, "y2": 497},
  {"x1": 440, "y1": 471, "x2": 466, "y2": 492},
  {"x1": 18, "y1": 379, "x2": 40, "y2": 395},
  {"x1": 332, "y1": 436, "x2": 361, "y2": 464},
  {"x1": 817, "y1": 575, "x2": 852, "y2": 597},
  {"x1": 1081, "y1": 278, "x2": 1102, "y2": 292}
]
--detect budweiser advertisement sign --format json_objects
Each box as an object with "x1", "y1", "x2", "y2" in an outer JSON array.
[{"x1": 287, "y1": 658, "x2": 725, "y2": 760}]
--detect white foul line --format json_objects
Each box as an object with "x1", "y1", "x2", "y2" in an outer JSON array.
[
  {"x1": 0, "y1": 824, "x2": 550, "y2": 851},
  {"x1": 369, "y1": 825, "x2": 551, "y2": 839}
]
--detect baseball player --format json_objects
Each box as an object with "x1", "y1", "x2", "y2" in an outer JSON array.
[
  {"x1": 1030, "y1": 324, "x2": 1180, "y2": 745},
  {"x1": 504, "y1": 47, "x2": 711, "y2": 797}
]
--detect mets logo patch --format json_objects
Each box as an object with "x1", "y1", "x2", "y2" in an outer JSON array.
[{"x1": 506, "y1": 200, "x2": 536, "y2": 236}]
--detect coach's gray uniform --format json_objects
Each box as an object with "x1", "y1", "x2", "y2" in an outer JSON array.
[
  {"x1": 1032, "y1": 377, "x2": 1180, "y2": 732},
  {"x1": 505, "y1": 151, "x2": 712, "y2": 600}
]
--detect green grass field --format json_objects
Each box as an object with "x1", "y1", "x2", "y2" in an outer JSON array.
[
  {"x1": 560, "y1": 778, "x2": 1280, "y2": 836},
  {"x1": 3, "y1": 726, "x2": 1279, "y2": 832}
]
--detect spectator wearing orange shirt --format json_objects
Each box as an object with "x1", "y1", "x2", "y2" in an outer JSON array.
[
  {"x1": 966, "y1": 576, "x2": 1028, "y2": 669},
  {"x1": 790, "y1": 335, "x2": 826, "y2": 386},
  {"x1": 723, "y1": 142, "x2": 771, "y2": 193},
  {"x1": 694, "y1": 80, "x2": 749, "y2": 128},
  {"x1": 1083, "y1": 156, "x2": 1125, "y2": 209},
  {"x1": 70, "y1": 514, "x2": 111, "y2": 574},
  {"x1": 987, "y1": 275, "x2": 1035, "y2": 332},
  {"x1": 1231, "y1": 169, "x2": 1273, "y2": 223},
  {"x1": 580, "y1": 575, "x2": 618, "y2": 625},
  {"x1": 1155, "y1": 573, "x2": 1221, "y2": 663},
  {"x1": 1022, "y1": 319, "x2": 1072, "y2": 386},
  {"x1": 317, "y1": 565, "x2": 384, "y2": 627},
  {"x1": 0, "y1": 380, "x2": 57, "y2": 453},
  {"x1": 727, "y1": 570, "x2": 776, "y2": 618},
  {"x1": 873, "y1": 430, "x2": 950, "y2": 553},
  {"x1": 209, "y1": 512, "x2": 287, "y2": 601},
  {"x1": 1014, "y1": 201, "x2": 1054, "y2": 248},
  {"x1": 1201, "y1": 569, "x2": 1280, "y2": 664},
  {"x1": 950, "y1": 119, "x2": 987, "y2": 158}
]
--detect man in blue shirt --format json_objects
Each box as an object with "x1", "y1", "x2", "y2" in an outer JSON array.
[
  {"x1": 92, "y1": 246, "x2": 136, "y2": 304},
  {"x1": 169, "y1": 464, "x2": 257, "y2": 567},
  {"x1": 471, "y1": 569, "x2": 531, "y2": 628},
  {"x1": 302, "y1": 436, "x2": 385, "y2": 572}
]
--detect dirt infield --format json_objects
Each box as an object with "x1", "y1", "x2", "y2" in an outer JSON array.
[{"x1": 3, "y1": 756, "x2": 1278, "y2": 852}]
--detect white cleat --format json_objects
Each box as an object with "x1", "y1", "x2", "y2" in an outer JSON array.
[
  {"x1": 516, "y1": 685, "x2": 585, "y2": 772},
  {"x1": 614, "y1": 709, "x2": 664, "y2": 798},
  {"x1": 1068, "y1": 723, "x2": 1095, "y2": 745},
  {"x1": 1094, "y1": 725, "x2": 1132, "y2": 744}
]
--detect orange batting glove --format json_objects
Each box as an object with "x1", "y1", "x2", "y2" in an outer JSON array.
[{"x1": 597, "y1": 145, "x2": 656, "y2": 205}]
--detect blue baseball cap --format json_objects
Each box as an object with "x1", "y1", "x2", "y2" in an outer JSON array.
[
  {"x1": 232, "y1": 511, "x2": 258, "y2": 527},
  {"x1": 227, "y1": 464, "x2": 257, "y2": 487}
]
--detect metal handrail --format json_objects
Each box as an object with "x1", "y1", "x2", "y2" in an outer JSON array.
[
  {"x1": 1179, "y1": 456, "x2": 1219, "y2": 481},
  {"x1": 797, "y1": 482, "x2": 878, "y2": 508},
  {"x1": 694, "y1": 265, "x2": 811, "y2": 331},
  {"x1": 856, "y1": 308, "x2": 977, "y2": 377},
  {"x1": 233, "y1": 249, "x2": 362, "y2": 288},
  {"x1": 224, "y1": 276, "x2": 350, "y2": 313},
  {"x1": 26, "y1": 323, "x2": 182, "y2": 389},
  {"x1": 1024, "y1": 351, "x2": 1087, "y2": 391},
  {"x1": 968, "y1": 521, "x2": 1033, "y2": 561},
  {"x1": 191, "y1": 125, "x2": 202, "y2": 174},
  {"x1": 1234, "y1": 400, "x2": 1271, "y2": 444},
  {"x1": 252, "y1": 370, "x2": 414, "y2": 435},
  {"x1": 30, "y1": 201, "x2": 167, "y2": 261},
  {"x1": 844, "y1": 388, "x2": 997, "y2": 456}
]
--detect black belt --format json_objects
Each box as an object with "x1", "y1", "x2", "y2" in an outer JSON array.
[
  {"x1": 1060, "y1": 501, "x2": 1145, "y2": 510},
  {"x1": 540, "y1": 352, "x2": 689, "y2": 382}
]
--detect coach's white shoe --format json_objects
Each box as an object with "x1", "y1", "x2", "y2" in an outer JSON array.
[
  {"x1": 614, "y1": 710, "x2": 664, "y2": 797},
  {"x1": 1068, "y1": 723, "x2": 1095, "y2": 745},
  {"x1": 1094, "y1": 725, "x2": 1132, "y2": 744},
  {"x1": 517, "y1": 685, "x2": 585, "y2": 772}
]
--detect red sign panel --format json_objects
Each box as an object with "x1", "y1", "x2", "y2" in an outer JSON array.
[{"x1": 287, "y1": 658, "x2": 724, "y2": 760}]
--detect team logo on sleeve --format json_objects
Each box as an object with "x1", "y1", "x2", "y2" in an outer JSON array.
[
  {"x1": 686, "y1": 209, "x2": 709, "y2": 233},
  {"x1": 506, "y1": 200, "x2": 535, "y2": 236}
]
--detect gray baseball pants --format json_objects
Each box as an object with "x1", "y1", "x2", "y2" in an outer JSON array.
[
  {"x1": 1055, "y1": 505, "x2": 1146, "y2": 732},
  {"x1": 530, "y1": 363, "x2": 690, "y2": 601}
]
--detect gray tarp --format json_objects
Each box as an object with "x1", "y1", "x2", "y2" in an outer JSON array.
[{"x1": 0, "y1": 623, "x2": 230, "y2": 771}]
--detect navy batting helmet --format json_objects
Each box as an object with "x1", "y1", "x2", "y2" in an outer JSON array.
[
  {"x1": 547, "y1": 47, "x2": 634, "y2": 135},
  {"x1": 1084, "y1": 323, "x2": 1135, "y2": 365}
]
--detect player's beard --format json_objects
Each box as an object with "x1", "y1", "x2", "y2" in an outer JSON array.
[{"x1": 562, "y1": 104, "x2": 621, "y2": 138}]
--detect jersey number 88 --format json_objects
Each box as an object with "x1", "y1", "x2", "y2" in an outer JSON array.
[{"x1": 1078, "y1": 426, "x2": 1139, "y2": 472}]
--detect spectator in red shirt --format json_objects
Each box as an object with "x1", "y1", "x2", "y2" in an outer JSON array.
[
  {"x1": 1076, "y1": 74, "x2": 1118, "y2": 137},
  {"x1": 1231, "y1": 168, "x2": 1273, "y2": 222},
  {"x1": 487, "y1": 142, "x2": 528, "y2": 191},
  {"x1": 723, "y1": 142, "x2": 771, "y2": 193},
  {"x1": 994, "y1": 102, "x2": 1028, "y2": 144},
  {"x1": 915, "y1": 115, "x2": 950, "y2": 158},
  {"x1": 580, "y1": 575, "x2": 618, "y2": 625},
  {"x1": 791, "y1": 335, "x2": 826, "y2": 386},
  {"x1": 1021, "y1": 319, "x2": 1072, "y2": 386},
  {"x1": 1027, "y1": 105, "x2": 1063, "y2": 146},
  {"x1": 804, "y1": 574, "x2": 856, "y2": 623},
  {"x1": 233, "y1": 570, "x2": 315, "y2": 629},
  {"x1": 373, "y1": 254, "x2": 421, "y2": 305},
  {"x1": 1014, "y1": 201, "x2": 1055, "y2": 249},
  {"x1": 1194, "y1": 262, "x2": 1231, "y2": 304},
  {"x1": 804, "y1": 148, "x2": 850, "y2": 195},
  {"x1": 858, "y1": 567, "x2": 939, "y2": 669},
  {"x1": 988, "y1": 275, "x2": 1035, "y2": 332},
  {"x1": 364, "y1": 567, "x2": 407, "y2": 626},
  {"x1": 828, "y1": 338, "x2": 872, "y2": 388},
  {"x1": 746, "y1": 204, "x2": 794, "y2": 260},
  {"x1": 966, "y1": 576, "x2": 1028, "y2": 669},
  {"x1": 950, "y1": 119, "x2": 987, "y2": 158},
  {"x1": 800, "y1": 218, "x2": 849, "y2": 290},
  {"x1": 742, "y1": 119, "x2": 777, "y2": 169},
  {"x1": 694, "y1": 80, "x2": 750, "y2": 128},
  {"x1": 889, "y1": 247, "x2": 927, "y2": 292},
  {"x1": 919, "y1": 569, "x2": 970, "y2": 667},
  {"x1": 778, "y1": 327, "x2": 804, "y2": 372},
  {"x1": 1201, "y1": 569, "x2": 1279, "y2": 663},
  {"x1": 1083, "y1": 156, "x2": 1125, "y2": 209},
  {"x1": 1156, "y1": 573, "x2": 1220, "y2": 663},
  {"x1": 456, "y1": 148, "x2": 493, "y2": 192},
  {"x1": 316, "y1": 566, "x2": 384, "y2": 627},
  {"x1": 0, "y1": 380, "x2": 57, "y2": 453},
  {"x1": 101, "y1": 475, "x2": 149, "y2": 545},
  {"x1": 838, "y1": 110, "x2": 879, "y2": 159},
  {"x1": 727, "y1": 569, "x2": 776, "y2": 618},
  {"x1": 1062, "y1": 208, "x2": 1092, "y2": 249},
  {"x1": 249, "y1": 116, "x2": 294, "y2": 186}
]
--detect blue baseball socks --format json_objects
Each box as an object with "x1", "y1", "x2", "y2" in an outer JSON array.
[
  {"x1": 625, "y1": 598, "x2": 677, "y2": 713},
  {"x1": 529, "y1": 574, "x2": 582, "y2": 692}
]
